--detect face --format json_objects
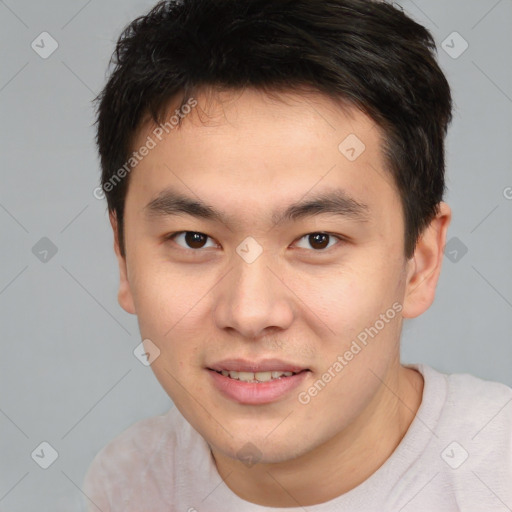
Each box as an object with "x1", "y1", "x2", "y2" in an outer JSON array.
[{"x1": 114, "y1": 88, "x2": 419, "y2": 464}]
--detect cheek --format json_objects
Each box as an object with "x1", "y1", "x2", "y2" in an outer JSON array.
[
  {"x1": 129, "y1": 256, "x2": 200, "y2": 335},
  {"x1": 133, "y1": 270, "x2": 206, "y2": 403},
  {"x1": 310, "y1": 266, "x2": 388, "y2": 328},
  {"x1": 306, "y1": 261, "x2": 404, "y2": 367},
  {"x1": 130, "y1": 265, "x2": 211, "y2": 385}
]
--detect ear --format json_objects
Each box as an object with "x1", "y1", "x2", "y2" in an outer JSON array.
[
  {"x1": 402, "y1": 201, "x2": 452, "y2": 319},
  {"x1": 109, "y1": 212, "x2": 136, "y2": 315}
]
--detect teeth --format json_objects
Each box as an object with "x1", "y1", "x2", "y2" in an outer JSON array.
[
  {"x1": 272, "y1": 371, "x2": 293, "y2": 378},
  {"x1": 255, "y1": 371, "x2": 272, "y2": 382},
  {"x1": 220, "y1": 370, "x2": 296, "y2": 382},
  {"x1": 238, "y1": 371, "x2": 254, "y2": 381}
]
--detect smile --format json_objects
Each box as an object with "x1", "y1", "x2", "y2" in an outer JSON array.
[
  {"x1": 208, "y1": 368, "x2": 310, "y2": 404},
  {"x1": 213, "y1": 369, "x2": 298, "y2": 383}
]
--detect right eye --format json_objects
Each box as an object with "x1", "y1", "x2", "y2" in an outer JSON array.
[{"x1": 165, "y1": 231, "x2": 219, "y2": 251}]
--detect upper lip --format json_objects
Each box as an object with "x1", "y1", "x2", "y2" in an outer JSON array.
[{"x1": 207, "y1": 358, "x2": 309, "y2": 373}]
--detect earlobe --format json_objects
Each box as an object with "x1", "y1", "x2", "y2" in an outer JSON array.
[
  {"x1": 401, "y1": 202, "x2": 452, "y2": 319},
  {"x1": 109, "y1": 212, "x2": 136, "y2": 315}
]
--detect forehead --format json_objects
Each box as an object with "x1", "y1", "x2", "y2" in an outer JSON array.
[{"x1": 126, "y1": 88, "x2": 400, "y2": 229}]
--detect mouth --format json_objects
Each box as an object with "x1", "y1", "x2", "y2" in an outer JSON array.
[
  {"x1": 206, "y1": 359, "x2": 311, "y2": 404},
  {"x1": 209, "y1": 368, "x2": 307, "y2": 383}
]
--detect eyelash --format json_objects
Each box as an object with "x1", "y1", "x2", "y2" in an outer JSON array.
[{"x1": 164, "y1": 231, "x2": 346, "y2": 253}]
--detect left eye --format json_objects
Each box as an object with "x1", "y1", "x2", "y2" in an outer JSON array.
[{"x1": 294, "y1": 232, "x2": 342, "y2": 251}]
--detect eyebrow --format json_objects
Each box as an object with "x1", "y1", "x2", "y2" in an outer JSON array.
[{"x1": 144, "y1": 187, "x2": 371, "y2": 227}]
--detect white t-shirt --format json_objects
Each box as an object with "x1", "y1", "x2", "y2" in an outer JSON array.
[{"x1": 83, "y1": 364, "x2": 512, "y2": 511}]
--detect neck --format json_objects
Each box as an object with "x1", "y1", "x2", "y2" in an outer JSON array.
[{"x1": 210, "y1": 363, "x2": 424, "y2": 507}]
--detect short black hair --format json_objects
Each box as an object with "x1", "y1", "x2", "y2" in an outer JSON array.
[{"x1": 94, "y1": 0, "x2": 452, "y2": 259}]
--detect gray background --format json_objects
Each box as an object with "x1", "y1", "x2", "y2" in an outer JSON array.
[{"x1": 0, "y1": 0, "x2": 511, "y2": 510}]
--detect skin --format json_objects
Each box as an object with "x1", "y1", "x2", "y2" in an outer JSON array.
[{"x1": 110, "y1": 87, "x2": 451, "y2": 507}]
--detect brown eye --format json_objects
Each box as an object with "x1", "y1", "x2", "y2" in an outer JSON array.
[
  {"x1": 169, "y1": 231, "x2": 216, "y2": 250},
  {"x1": 309, "y1": 233, "x2": 329, "y2": 250},
  {"x1": 295, "y1": 232, "x2": 342, "y2": 251}
]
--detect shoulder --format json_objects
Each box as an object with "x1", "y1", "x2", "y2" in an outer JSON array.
[
  {"x1": 82, "y1": 407, "x2": 184, "y2": 510},
  {"x1": 419, "y1": 364, "x2": 512, "y2": 468},
  {"x1": 97, "y1": 407, "x2": 178, "y2": 466},
  {"x1": 417, "y1": 363, "x2": 512, "y2": 425},
  {"x1": 420, "y1": 366, "x2": 512, "y2": 505},
  {"x1": 443, "y1": 368, "x2": 512, "y2": 425}
]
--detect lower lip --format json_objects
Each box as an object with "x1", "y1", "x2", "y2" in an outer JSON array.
[{"x1": 208, "y1": 369, "x2": 310, "y2": 405}]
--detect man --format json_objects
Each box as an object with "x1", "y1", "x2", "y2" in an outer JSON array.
[{"x1": 84, "y1": 0, "x2": 512, "y2": 510}]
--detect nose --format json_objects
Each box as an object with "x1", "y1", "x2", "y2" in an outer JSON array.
[{"x1": 213, "y1": 251, "x2": 294, "y2": 340}]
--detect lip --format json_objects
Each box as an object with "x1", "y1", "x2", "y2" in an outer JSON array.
[
  {"x1": 207, "y1": 358, "x2": 308, "y2": 373},
  {"x1": 207, "y1": 367, "x2": 310, "y2": 405}
]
